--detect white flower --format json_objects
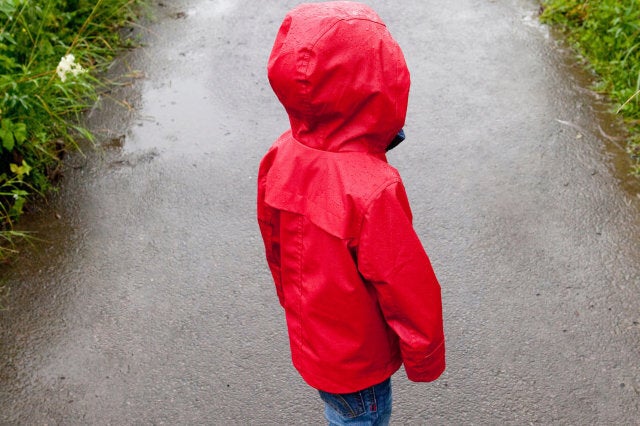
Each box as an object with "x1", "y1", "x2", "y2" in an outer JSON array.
[{"x1": 56, "y1": 54, "x2": 87, "y2": 82}]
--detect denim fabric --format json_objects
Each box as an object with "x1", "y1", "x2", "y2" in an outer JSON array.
[{"x1": 318, "y1": 378, "x2": 392, "y2": 426}]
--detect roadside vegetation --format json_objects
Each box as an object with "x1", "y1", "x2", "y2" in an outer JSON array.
[
  {"x1": 0, "y1": 0, "x2": 146, "y2": 262},
  {"x1": 540, "y1": 0, "x2": 640, "y2": 174}
]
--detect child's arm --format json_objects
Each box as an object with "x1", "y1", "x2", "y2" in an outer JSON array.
[
  {"x1": 257, "y1": 149, "x2": 285, "y2": 307},
  {"x1": 257, "y1": 207, "x2": 284, "y2": 307},
  {"x1": 358, "y1": 181, "x2": 446, "y2": 382}
]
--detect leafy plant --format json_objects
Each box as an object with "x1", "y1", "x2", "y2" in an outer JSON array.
[{"x1": 0, "y1": 0, "x2": 147, "y2": 261}]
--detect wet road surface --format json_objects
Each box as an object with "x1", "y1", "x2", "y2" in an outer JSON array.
[{"x1": 1, "y1": 0, "x2": 640, "y2": 424}]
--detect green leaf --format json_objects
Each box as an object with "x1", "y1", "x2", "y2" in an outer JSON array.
[
  {"x1": 9, "y1": 195, "x2": 26, "y2": 219},
  {"x1": 0, "y1": 119, "x2": 24, "y2": 150},
  {"x1": 0, "y1": 128, "x2": 14, "y2": 151},
  {"x1": 0, "y1": 0, "x2": 18, "y2": 18},
  {"x1": 13, "y1": 122, "x2": 26, "y2": 145},
  {"x1": 10, "y1": 160, "x2": 31, "y2": 178},
  {"x1": 0, "y1": 32, "x2": 16, "y2": 45}
]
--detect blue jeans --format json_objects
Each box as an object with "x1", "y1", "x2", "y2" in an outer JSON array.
[{"x1": 318, "y1": 378, "x2": 392, "y2": 426}]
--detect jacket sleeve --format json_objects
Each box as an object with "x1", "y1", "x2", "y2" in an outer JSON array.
[
  {"x1": 257, "y1": 150, "x2": 284, "y2": 307},
  {"x1": 358, "y1": 181, "x2": 445, "y2": 382}
]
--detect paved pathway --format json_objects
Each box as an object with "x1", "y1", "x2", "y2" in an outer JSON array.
[{"x1": 1, "y1": 0, "x2": 639, "y2": 424}]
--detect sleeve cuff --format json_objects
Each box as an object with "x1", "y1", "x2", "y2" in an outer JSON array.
[{"x1": 404, "y1": 340, "x2": 446, "y2": 382}]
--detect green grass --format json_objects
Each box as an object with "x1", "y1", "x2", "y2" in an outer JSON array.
[
  {"x1": 0, "y1": 0, "x2": 147, "y2": 261},
  {"x1": 540, "y1": 0, "x2": 640, "y2": 174}
]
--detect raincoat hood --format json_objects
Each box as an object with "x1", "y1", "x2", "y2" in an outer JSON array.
[{"x1": 267, "y1": 2, "x2": 410, "y2": 153}]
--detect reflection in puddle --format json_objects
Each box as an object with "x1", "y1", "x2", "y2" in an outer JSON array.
[
  {"x1": 126, "y1": 79, "x2": 229, "y2": 154},
  {"x1": 186, "y1": 0, "x2": 238, "y2": 19}
]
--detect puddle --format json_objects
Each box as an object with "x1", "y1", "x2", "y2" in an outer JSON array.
[
  {"x1": 125, "y1": 78, "x2": 230, "y2": 154},
  {"x1": 522, "y1": 9, "x2": 550, "y2": 39},
  {"x1": 185, "y1": 0, "x2": 239, "y2": 18}
]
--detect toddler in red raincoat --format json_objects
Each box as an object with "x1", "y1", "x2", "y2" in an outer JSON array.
[{"x1": 257, "y1": 2, "x2": 445, "y2": 424}]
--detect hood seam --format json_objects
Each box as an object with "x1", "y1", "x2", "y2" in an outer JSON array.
[{"x1": 299, "y1": 17, "x2": 387, "y2": 117}]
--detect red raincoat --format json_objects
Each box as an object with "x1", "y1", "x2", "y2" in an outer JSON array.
[{"x1": 258, "y1": 2, "x2": 445, "y2": 393}]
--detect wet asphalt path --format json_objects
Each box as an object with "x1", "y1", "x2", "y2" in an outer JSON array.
[{"x1": 1, "y1": 0, "x2": 640, "y2": 424}]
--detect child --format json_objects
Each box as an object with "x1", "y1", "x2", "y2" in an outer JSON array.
[{"x1": 257, "y1": 2, "x2": 445, "y2": 424}]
